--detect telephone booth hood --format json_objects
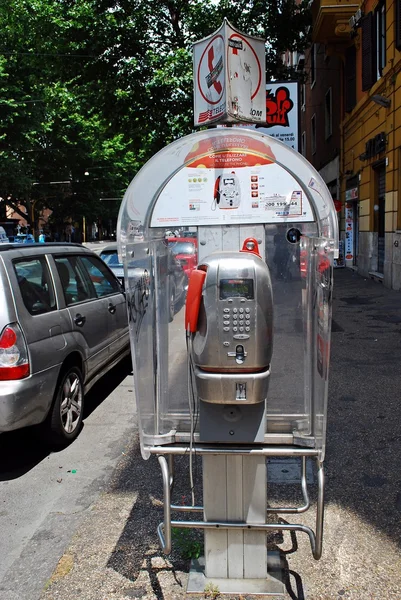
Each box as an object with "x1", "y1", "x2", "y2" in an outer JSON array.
[{"x1": 117, "y1": 128, "x2": 338, "y2": 460}]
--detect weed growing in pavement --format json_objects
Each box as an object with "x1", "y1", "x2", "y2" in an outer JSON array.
[
  {"x1": 171, "y1": 527, "x2": 203, "y2": 559},
  {"x1": 204, "y1": 582, "x2": 220, "y2": 599}
]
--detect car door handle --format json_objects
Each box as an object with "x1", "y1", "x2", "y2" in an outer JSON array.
[
  {"x1": 108, "y1": 302, "x2": 116, "y2": 314},
  {"x1": 74, "y1": 313, "x2": 86, "y2": 326}
]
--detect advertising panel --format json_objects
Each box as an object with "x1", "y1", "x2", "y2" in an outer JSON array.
[
  {"x1": 151, "y1": 133, "x2": 314, "y2": 227},
  {"x1": 257, "y1": 82, "x2": 299, "y2": 151},
  {"x1": 345, "y1": 202, "x2": 354, "y2": 263},
  {"x1": 193, "y1": 19, "x2": 266, "y2": 127}
]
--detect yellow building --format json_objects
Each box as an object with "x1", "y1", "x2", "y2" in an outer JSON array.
[{"x1": 312, "y1": 0, "x2": 401, "y2": 290}]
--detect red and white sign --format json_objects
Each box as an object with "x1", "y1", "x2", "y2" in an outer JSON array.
[{"x1": 193, "y1": 19, "x2": 266, "y2": 127}]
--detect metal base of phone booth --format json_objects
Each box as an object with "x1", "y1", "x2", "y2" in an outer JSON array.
[
  {"x1": 151, "y1": 445, "x2": 325, "y2": 597},
  {"x1": 187, "y1": 553, "x2": 284, "y2": 596}
]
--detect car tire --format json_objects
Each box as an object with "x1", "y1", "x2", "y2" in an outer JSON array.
[
  {"x1": 48, "y1": 366, "x2": 84, "y2": 446},
  {"x1": 169, "y1": 283, "x2": 176, "y2": 322}
]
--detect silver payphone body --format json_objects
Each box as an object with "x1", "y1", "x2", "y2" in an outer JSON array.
[{"x1": 187, "y1": 240, "x2": 274, "y2": 441}]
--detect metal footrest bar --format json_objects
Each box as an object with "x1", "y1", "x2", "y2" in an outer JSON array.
[
  {"x1": 148, "y1": 444, "x2": 320, "y2": 457},
  {"x1": 157, "y1": 451, "x2": 325, "y2": 560}
]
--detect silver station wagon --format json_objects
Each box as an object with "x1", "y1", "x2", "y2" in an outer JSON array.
[{"x1": 0, "y1": 243, "x2": 130, "y2": 446}]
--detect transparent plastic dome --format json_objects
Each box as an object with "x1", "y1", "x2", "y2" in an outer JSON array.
[{"x1": 117, "y1": 128, "x2": 338, "y2": 460}]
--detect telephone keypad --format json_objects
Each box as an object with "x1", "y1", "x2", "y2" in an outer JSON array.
[{"x1": 221, "y1": 303, "x2": 254, "y2": 344}]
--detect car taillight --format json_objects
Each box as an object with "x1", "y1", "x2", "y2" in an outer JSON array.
[{"x1": 0, "y1": 324, "x2": 30, "y2": 380}]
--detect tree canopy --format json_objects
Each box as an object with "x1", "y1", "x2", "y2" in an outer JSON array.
[{"x1": 0, "y1": 0, "x2": 310, "y2": 233}]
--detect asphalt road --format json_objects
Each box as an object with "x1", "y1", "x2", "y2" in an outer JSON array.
[{"x1": 0, "y1": 356, "x2": 135, "y2": 600}]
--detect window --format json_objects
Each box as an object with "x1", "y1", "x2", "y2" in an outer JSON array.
[
  {"x1": 311, "y1": 115, "x2": 316, "y2": 155},
  {"x1": 80, "y1": 256, "x2": 121, "y2": 298},
  {"x1": 55, "y1": 257, "x2": 94, "y2": 305},
  {"x1": 14, "y1": 257, "x2": 56, "y2": 315},
  {"x1": 300, "y1": 83, "x2": 306, "y2": 111},
  {"x1": 376, "y1": 1, "x2": 386, "y2": 77},
  {"x1": 361, "y1": 3, "x2": 386, "y2": 90},
  {"x1": 325, "y1": 88, "x2": 332, "y2": 139},
  {"x1": 301, "y1": 131, "x2": 306, "y2": 156},
  {"x1": 310, "y1": 44, "x2": 317, "y2": 88},
  {"x1": 396, "y1": 0, "x2": 401, "y2": 50},
  {"x1": 345, "y1": 45, "x2": 357, "y2": 112}
]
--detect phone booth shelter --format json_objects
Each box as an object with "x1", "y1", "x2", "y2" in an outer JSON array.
[{"x1": 117, "y1": 128, "x2": 338, "y2": 596}]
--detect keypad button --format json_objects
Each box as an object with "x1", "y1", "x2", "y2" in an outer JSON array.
[
  {"x1": 245, "y1": 327, "x2": 250, "y2": 332},
  {"x1": 223, "y1": 308, "x2": 230, "y2": 313},
  {"x1": 240, "y1": 299, "x2": 246, "y2": 303},
  {"x1": 245, "y1": 320, "x2": 250, "y2": 326},
  {"x1": 233, "y1": 327, "x2": 238, "y2": 332},
  {"x1": 233, "y1": 308, "x2": 238, "y2": 313},
  {"x1": 245, "y1": 308, "x2": 250, "y2": 313},
  {"x1": 233, "y1": 320, "x2": 238, "y2": 326},
  {"x1": 239, "y1": 320, "x2": 244, "y2": 326},
  {"x1": 223, "y1": 320, "x2": 230, "y2": 326},
  {"x1": 239, "y1": 327, "x2": 244, "y2": 332},
  {"x1": 224, "y1": 327, "x2": 230, "y2": 332},
  {"x1": 239, "y1": 308, "x2": 244, "y2": 313}
]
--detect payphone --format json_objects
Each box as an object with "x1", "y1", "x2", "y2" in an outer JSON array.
[
  {"x1": 185, "y1": 237, "x2": 273, "y2": 441},
  {"x1": 118, "y1": 126, "x2": 338, "y2": 595}
]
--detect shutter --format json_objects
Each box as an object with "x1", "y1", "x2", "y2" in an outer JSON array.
[
  {"x1": 396, "y1": 0, "x2": 401, "y2": 51},
  {"x1": 344, "y1": 46, "x2": 356, "y2": 113},
  {"x1": 361, "y1": 13, "x2": 375, "y2": 91}
]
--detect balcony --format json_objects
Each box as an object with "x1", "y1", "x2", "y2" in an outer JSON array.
[{"x1": 311, "y1": 0, "x2": 360, "y2": 44}]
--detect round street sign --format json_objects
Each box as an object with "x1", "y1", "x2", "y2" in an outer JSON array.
[{"x1": 197, "y1": 34, "x2": 225, "y2": 105}]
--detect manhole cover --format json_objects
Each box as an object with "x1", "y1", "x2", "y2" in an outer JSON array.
[{"x1": 267, "y1": 458, "x2": 314, "y2": 484}]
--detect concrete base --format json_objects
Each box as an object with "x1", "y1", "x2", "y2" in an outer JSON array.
[{"x1": 187, "y1": 553, "x2": 285, "y2": 597}]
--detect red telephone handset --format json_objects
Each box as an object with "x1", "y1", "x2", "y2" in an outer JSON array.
[
  {"x1": 214, "y1": 175, "x2": 221, "y2": 205},
  {"x1": 185, "y1": 268, "x2": 207, "y2": 333}
]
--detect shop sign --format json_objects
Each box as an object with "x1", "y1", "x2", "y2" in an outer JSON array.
[
  {"x1": 256, "y1": 82, "x2": 299, "y2": 151},
  {"x1": 345, "y1": 187, "x2": 358, "y2": 201},
  {"x1": 345, "y1": 202, "x2": 354, "y2": 262}
]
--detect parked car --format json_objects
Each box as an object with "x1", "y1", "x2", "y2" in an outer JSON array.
[
  {"x1": 167, "y1": 237, "x2": 198, "y2": 278},
  {"x1": 0, "y1": 243, "x2": 130, "y2": 446},
  {"x1": 0, "y1": 227, "x2": 9, "y2": 244},
  {"x1": 14, "y1": 233, "x2": 35, "y2": 244},
  {"x1": 100, "y1": 243, "x2": 188, "y2": 321}
]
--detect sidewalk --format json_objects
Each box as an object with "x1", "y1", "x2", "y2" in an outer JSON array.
[{"x1": 40, "y1": 268, "x2": 401, "y2": 600}]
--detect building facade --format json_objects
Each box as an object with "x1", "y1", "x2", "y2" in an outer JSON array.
[{"x1": 311, "y1": 0, "x2": 401, "y2": 290}]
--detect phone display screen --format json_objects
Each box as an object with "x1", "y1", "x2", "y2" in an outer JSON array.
[{"x1": 219, "y1": 278, "x2": 254, "y2": 300}]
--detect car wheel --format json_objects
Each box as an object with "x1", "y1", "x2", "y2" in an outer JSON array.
[
  {"x1": 48, "y1": 366, "x2": 84, "y2": 446},
  {"x1": 169, "y1": 283, "x2": 176, "y2": 322}
]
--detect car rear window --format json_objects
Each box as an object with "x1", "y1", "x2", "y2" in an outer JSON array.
[
  {"x1": 169, "y1": 242, "x2": 196, "y2": 255},
  {"x1": 14, "y1": 258, "x2": 56, "y2": 315},
  {"x1": 100, "y1": 250, "x2": 122, "y2": 267}
]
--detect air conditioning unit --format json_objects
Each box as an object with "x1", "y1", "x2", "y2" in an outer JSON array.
[{"x1": 355, "y1": 8, "x2": 363, "y2": 23}]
